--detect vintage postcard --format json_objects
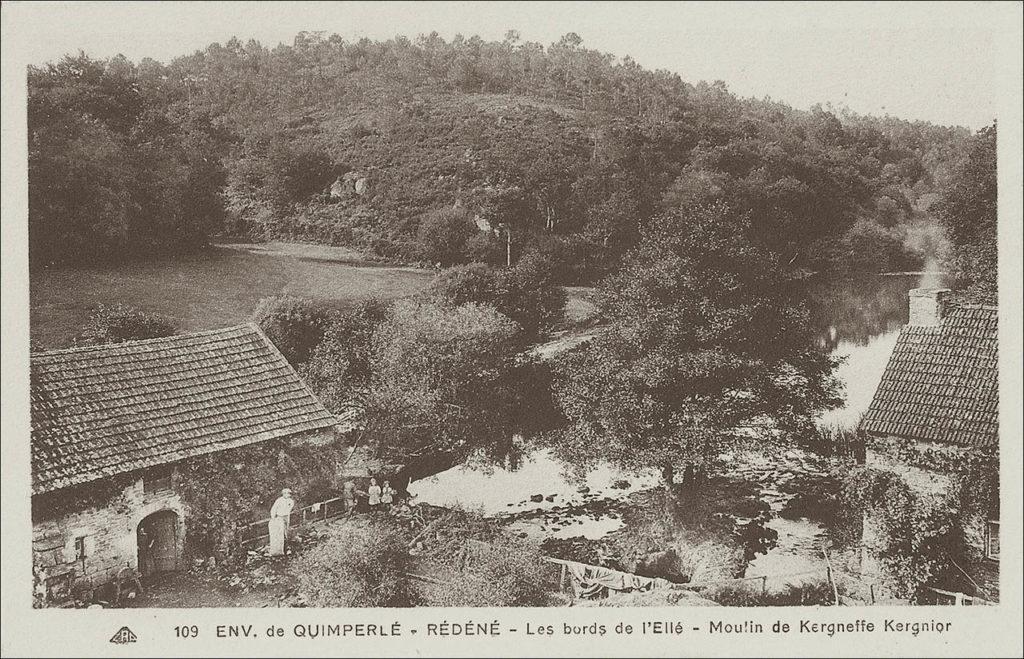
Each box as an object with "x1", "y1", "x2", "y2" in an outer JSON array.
[{"x1": 1, "y1": 1, "x2": 1021, "y2": 657}]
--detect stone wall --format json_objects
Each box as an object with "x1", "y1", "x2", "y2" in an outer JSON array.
[
  {"x1": 31, "y1": 427, "x2": 373, "y2": 605},
  {"x1": 860, "y1": 438, "x2": 999, "y2": 603},
  {"x1": 32, "y1": 472, "x2": 184, "y2": 605}
]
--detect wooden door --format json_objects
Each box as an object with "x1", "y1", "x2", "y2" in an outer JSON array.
[{"x1": 139, "y1": 510, "x2": 179, "y2": 575}]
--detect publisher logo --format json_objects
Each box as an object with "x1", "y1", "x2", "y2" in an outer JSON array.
[{"x1": 110, "y1": 626, "x2": 138, "y2": 644}]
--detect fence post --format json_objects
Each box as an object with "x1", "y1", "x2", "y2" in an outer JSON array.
[
  {"x1": 761, "y1": 576, "x2": 767, "y2": 598},
  {"x1": 822, "y1": 549, "x2": 840, "y2": 606}
]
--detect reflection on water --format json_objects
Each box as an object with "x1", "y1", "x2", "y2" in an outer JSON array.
[
  {"x1": 804, "y1": 273, "x2": 948, "y2": 352},
  {"x1": 817, "y1": 331, "x2": 901, "y2": 430},
  {"x1": 806, "y1": 273, "x2": 949, "y2": 429}
]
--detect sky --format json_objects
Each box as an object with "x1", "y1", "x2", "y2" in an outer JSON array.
[{"x1": 2, "y1": 1, "x2": 1020, "y2": 129}]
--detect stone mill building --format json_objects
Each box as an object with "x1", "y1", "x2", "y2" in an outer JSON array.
[
  {"x1": 859, "y1": 288, "x2": 999, "y2": 604},
  {"x1": 30, "y1": 324, "x2": 339, "y2": 605}
]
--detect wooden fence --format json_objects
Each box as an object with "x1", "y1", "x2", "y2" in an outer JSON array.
[{"x1": 237, "y1": 496, "x2": 348, "y2": 549}]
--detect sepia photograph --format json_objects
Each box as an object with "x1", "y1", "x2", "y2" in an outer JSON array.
[{"x1": 1, "y1": 2, "x2": 1021, "y2": 655}]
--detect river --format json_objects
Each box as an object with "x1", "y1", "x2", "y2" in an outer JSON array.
[{"x1": 409, "y1": 273, "x2": 949, "y2": 587}]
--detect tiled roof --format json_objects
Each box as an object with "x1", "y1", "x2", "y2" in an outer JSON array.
[
  {"x1": 31, "y1": 325, "x2": 338, "y2": 495},
  {"x1": 860, "y1": 305, "x2": 998, "y2": 448}
]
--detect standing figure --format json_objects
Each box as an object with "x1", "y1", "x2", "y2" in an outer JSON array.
[
  {"x1": 137, "y1": 523, "x2": 156, "y2": 576},
  {"x1": 342, "y1": 480, "x2": 358, "y2": 514},
  {"x1": 367, "y1": 478, "x2": 382, "y2": 511},
  {"x1": 381, "y1": 480, "x2": 396, "y2": 509},
  {"x1": 268, "y1": 488, "x2": 294, "y2": 556}
]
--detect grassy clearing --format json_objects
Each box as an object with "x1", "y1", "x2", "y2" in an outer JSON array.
[{"x1": 30, "y1": 242, "x2": 435, "y2": 348}]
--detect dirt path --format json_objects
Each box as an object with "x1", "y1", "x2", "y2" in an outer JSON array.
[
  {"x1": 122, "y1": 568, "x2": 292, "y2": 608},
  {"x1": 528, "y1": 326, "x2": 608, "y2": 360}
]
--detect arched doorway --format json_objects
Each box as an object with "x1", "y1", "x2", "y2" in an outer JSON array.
[{"x1": 137, "y1": 510, "x2": 180, "y2": 577}]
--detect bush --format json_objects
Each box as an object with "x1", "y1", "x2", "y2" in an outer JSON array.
[
  {"x1": 426, "y1": 253, "x2": 566, "y2": 338},
  {"x1": 252, "y1": 296, "x2": 336, "y2": 365},
  {"x1": 416, "y1": 508, "x2": 554, "y2": 607},
  {"x1": 415, "y1": 207, "x2": 477, "y2": 267},
  {"x1": 431, "y1": 539, "x2": 554, "y2": 607},
  {"x1": 300, "y1": 297, "x2": 391, "y2": 412},
  {"x1": 705, "y1": 579, "x2": 842, "y2": 606},
  {"x1": 365, "y1": 299, "x2": 522, "y2": 462},
  {"x1": 291, "y1": 519, "x2": 416, "y2": 607},
  {"x1": 76, "y1": 303, "x2": 176, "y2": 345}
]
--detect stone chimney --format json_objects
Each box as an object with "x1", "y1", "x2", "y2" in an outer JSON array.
[{"x1": 908, "y1": 288, "x2": 951, "y2": 327}]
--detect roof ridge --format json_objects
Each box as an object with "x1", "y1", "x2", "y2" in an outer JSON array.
[
  {"x1": 951, "y1": 303, "x2": 998, "y2": 312},
  {"x1": 30, "y1": 324, "x2": 258, "y2": 358}
]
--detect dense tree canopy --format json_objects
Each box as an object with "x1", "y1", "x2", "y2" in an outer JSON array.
[
  {"x1": 29, "y1": 34, "x2": 971, "y2": 279},
  {"x1": 29, "y1": 54, "x2": 225, "y2": 265},
  {"x1": 934, "y1": 124, "x2": 997, "y2": 303},
  {"x1": 550, "y1": 202, "x2": 843, "y2": 486},
  {"x1": 364, "y1": 299, "x2": 525, "y2": 463}
]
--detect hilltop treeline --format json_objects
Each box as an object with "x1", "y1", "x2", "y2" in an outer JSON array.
[{"x1": 30, "y1": 31, "x2": 979, "y2": 280}]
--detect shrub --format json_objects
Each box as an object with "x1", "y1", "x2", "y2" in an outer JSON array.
[
  {"x1": 365, "y1": 299, "x2": 522, "y2": 462},
  {"x1": 76, "y1": 303, "x2": 176, "y2": 345},
  {"x1": 415, "y1": 207, "x2": 477, "y2": 267},
  {"x1": 252, "y1": 296, "x2": 336, "y2": 365},
  {"x1": 426, "y1": 253, "x2": 566, "y2": 338},
  {"x1": 300, "y1": 297, "x2": 391, "y2": 412},
  {"x1": 416, "y1": 508, "x2": 554, "y2": 607},
  {"x1": 705, "y1": 579, "x2": 842, "y2": 606},
  {"x1": 431, "y1": 539, "x2": 554, "y2": 607},
  {"x1": 291, "y1": 518, "x2": 416, "y2": 607}
]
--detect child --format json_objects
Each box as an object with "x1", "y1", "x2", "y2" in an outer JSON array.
[
  {"x1": 381, "y1": 480, "x2": 396, "y2": 509},
  {"x1": 367, "y1": 477, "x2": 382, "y2": 511}
]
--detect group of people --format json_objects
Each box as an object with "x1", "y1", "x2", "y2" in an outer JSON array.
[
  {"x1": 267, "y1": 477, "x2": 406, "y2": 557},
  {"x1": 343, "y1": 477, "x2": 400, "y2": 513}
]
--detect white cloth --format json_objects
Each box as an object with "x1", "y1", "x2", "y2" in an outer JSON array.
[
  {"x1": 268, "y1": 517, "x2": 287, "y2": 556},
  {"x1": 367, "y1": 485, "x2": 382, "y2": 506}
]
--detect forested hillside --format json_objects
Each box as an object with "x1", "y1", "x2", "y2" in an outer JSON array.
[{"x1": 29, "y1": 31, "x2": 983, "y2": 285}]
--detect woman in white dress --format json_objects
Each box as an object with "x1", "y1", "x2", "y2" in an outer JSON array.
[{"x1": 268, "y1": 488, "x2": 294, "y2": 556}]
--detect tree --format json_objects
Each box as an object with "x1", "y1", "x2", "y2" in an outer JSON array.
[
  {"x1": 291, "y1": 519, "x2": 416, "y2": 607},
  {"x1": 364, "y1": 299, "x2": 523, "y2": 463},
  {"x1": 836, "y1": 218, "x2": 912, "y2": 273},
  {"x1": 76, "y1": 304, "x2": 176, "y2": 345},
  {"x1": 28, "y1": 53, "x2": 225, "y2": 265},
  {"x1": 934, "y1": 124, "x2": 997, "y2": 303},
  {"x1": 550, "y1": 202, "x2": 841, "y2": 488},
  {"x1": 300, "y1": 297, "x2": 391, "y2": 413},
  {"x1": 252, "y1": 296, "x2": 335, "y2": 365}
]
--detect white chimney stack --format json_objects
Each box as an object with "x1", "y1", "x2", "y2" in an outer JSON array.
[{"x1": 908, "y1": 288, "x2": 951, "y2": 327}]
